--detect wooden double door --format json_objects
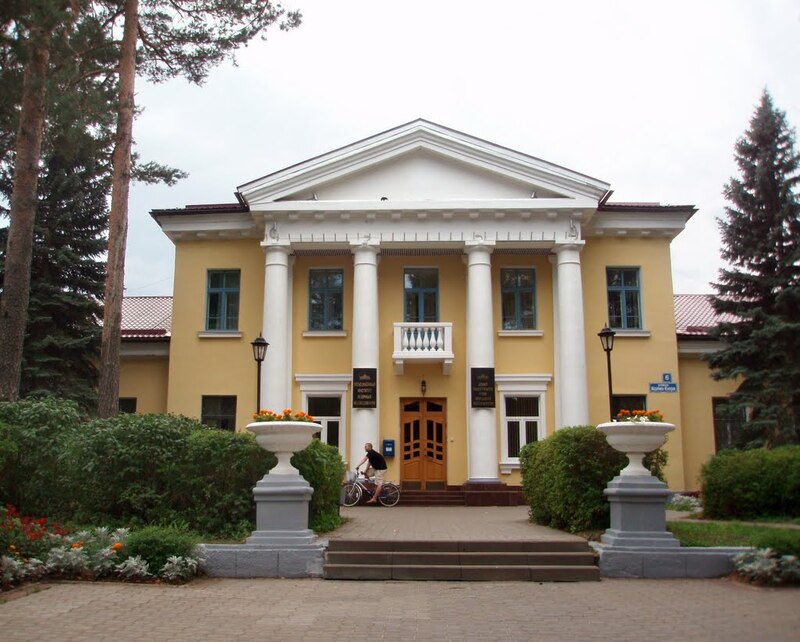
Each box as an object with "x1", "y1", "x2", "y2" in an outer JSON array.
[{"x1": 400, "y1": 398, "x2": 447, "y2": 490}]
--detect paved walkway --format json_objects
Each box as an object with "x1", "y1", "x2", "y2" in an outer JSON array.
[
  {"x1": 327, "y1": 505, "x2": 585, "y2": 541},
  {"x1": 2, "y1": 577, "x2": 798, "y2": 641},
  {"x1": 2, "y1": 507, "x2": 799, "y2": 641}
]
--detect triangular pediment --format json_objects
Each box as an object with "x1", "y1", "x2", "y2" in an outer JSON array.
[{"x1": 238, "y1": 120, "x2": 610, "y2": 208}]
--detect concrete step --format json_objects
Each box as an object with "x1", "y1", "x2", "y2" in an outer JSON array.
[
  {"x1": 327, "y1": 539, "x2": 591, "y2": 553},
  {"x1": 327, "y1": 551, "x2": 596, "y2": 566},
  {"x1": 324, "y1": 564, "x2": 600, "y2": 582},
  {"x1": 324, "y1": 539, "x2": 599, "y2": 581}
]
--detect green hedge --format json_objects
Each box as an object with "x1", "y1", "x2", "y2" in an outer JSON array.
[
  {"x1": 700, "y1": 446, "x2": 800, "y2": 520},
  {"x1": 520, "y1": 425, "x2": 668, "y2": 533},
  {"x1": 0, "y1": 399, "x2": 345, "y2": 537},
  {"x1": 124, "y1": 526, "x2": 201, "y2": 573},
  {"x1": 0, "y1": 397, "x2": 83, "y2": 516}
]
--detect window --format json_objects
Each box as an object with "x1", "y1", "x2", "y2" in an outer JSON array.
[
  {"x1": 118, "y1": 398, "x2": 137, "y2": 414},
  {"x1": 206, "y1": 270, "x2": 240, "y2": 331},
  {"x1": 404, "y1": 268, "x2": 438, "y2": 322},
  {"x1": 201, "y1": 395, "x2": 237, "y2": 431},
  {"x1": 308, "y1": 269, "x2": 344, "y2": 330},
  {"x1": 496, "y1": 374, "x2": 550, "y2": 473},
  {"x1": 606, "y1": 267, "x2": 641, "y2": 329},
  {"x1": 612, "y1": 395, "x2": 647, "y2": 419},
  {"x1": 712, "y1": 397, "x2": 746, "y2": 452},
  {"x1": 500, "y1": 268, "x2": 536, "y2": 330},
  {"x1": 307, "y1": 396, "x2": 342, "y2": 449},
  {"x1": 504, "y1": 396, "x2": 541, "y2": 458}
]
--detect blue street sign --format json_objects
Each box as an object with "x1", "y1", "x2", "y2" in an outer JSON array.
[
  {"x1": 662, "y1": 373, "x2": 672, "y2": 383},
  {"x1": 650, "y1": 383, "x2": 678, "y2": 393}
]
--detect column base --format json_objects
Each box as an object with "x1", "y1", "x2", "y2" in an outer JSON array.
[{"x1": 252, "y1": 473, "x2": 314, "y2": 535}]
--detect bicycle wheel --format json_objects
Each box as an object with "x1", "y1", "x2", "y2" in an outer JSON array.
[
  {"x1": 378, "y1": 483, "x2": 400, "y2": 507},
  {"x1": 343, "y1": 483, "x2": 362, "y2": 507}
]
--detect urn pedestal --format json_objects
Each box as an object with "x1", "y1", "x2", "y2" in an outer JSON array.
[
  {"x1": 597, "y1": 422, "x2": 679, "y2": 548},
  {"x1": 245, "y1": 421, "x2": 322, "y2": 546}
]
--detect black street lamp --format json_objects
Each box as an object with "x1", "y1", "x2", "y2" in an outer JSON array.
[
  {"x1": 251, "y1": 335, "x2": 269, "y2": 413},
  {"x1": 598, "y1": 325, "x2": 616, "y2": 421}
]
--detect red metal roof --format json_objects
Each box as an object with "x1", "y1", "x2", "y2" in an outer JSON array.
[
  {"x1": 121, "y1": 296, "x2": 172, "y2": 340},
  {"x1": 673, "y1": 294, "x2": 737, "y2": 337}
]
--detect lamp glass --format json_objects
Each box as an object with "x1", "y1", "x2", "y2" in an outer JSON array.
[
  {"x1": 598, "y1": 326, "x2": 615, "y2": 353},
  {"x1": 251, "y1": 336, "x2": 269, "y2": 363}
]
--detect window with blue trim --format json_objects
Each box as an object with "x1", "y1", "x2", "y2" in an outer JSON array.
[
  {"x1": 606, "y1": 267, "x2": 641, "y2": 329},
  {"x1": 404, "y1": 268, "x2": 438, "y2": 322},
  {"x1": 308, "y1": 269, "x2": 344, "y2": 330},
  {"x1": 500, "y1": 268, "x2": 536, "y2": 330},
  {"x1": 206, "y1": 269, "x2": 240, "y2": 330}
]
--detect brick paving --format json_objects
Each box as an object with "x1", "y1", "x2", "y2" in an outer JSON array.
[
  {"x1": 2, "y1": 507, "x2": 798, "y2": 641},
  {"x1": 2, "y1": 577, "x2": 798, "y2": 641}
]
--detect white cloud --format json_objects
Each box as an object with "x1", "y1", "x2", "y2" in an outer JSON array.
[{"x1": 124, "y1": 0, "x2": 800, "y2": 296}]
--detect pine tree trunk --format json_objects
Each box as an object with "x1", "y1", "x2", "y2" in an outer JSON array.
[
  {"x1": 0, "y1": 32, "x2": 52, "y2": 402},
  {"x1": 96, "y1": 0, "x2": 139, "y2": 417}
]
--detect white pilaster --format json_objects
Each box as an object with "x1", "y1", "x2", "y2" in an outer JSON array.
[
  {"x1": 465, "y1": 240, "x2": 499, "y2": 482},
  {"x1": 549, "y1": 254, "x2": 562, "y2": 429},
  {"x1": 349, "y1": 240, "x2": 381, "y2": 468},
  {"x1": 261, "y1": 241, "x2": 292, "y2": 412},
  {"x1": 553, "y1": 242, "x2": 589, "y2": 426}
]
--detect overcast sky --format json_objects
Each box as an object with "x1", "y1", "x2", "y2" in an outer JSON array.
[{"x1": 124, "y1": 0, "x2": 800, "y2": 297}]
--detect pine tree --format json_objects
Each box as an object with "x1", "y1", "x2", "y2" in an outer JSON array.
[
  {"x1": 96, "y1": 0, "x2": 301, "y2": 417},
  {"x1": 708, "y1": 89, "x2": 800, "y2": 447}
]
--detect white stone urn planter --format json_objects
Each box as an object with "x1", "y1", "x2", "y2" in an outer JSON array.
[
  {"x1": 247, "y1": 421, "x2": 322, "y2": 475},
  {"x1": 597, "y1": 421, "x2": 675, "y2": 476}
]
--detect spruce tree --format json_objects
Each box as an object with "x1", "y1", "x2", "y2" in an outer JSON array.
[{"x1": 708, "y1": 89, "x2": 800, "y2": 447}]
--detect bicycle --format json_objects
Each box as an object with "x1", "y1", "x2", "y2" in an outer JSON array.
[{"x1": 342, "y1": 470, "x2": 400, "y2": 507}]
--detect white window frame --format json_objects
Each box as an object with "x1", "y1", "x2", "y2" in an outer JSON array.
[
  {"x1": 295, "y1": 374, "x2": 351, "y2": 463},
  {"x1": 496, "y1": 374, "x2": 552, "y2": 475}
]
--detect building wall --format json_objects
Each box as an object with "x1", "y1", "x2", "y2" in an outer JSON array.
[
  {"x1": 166, "y1": 239, "x2": 265, "y2": 428},
  {"x1": 582, "y1": 237, "x2": 686, "y2": 489},
  {"x1": 678, "y1": 354, "x2": 739, "y2": 491},
  {"x1": 122, "y1": 234, "x2": 720, "y2": 490},
  {"x1": 119, "y1": 356, "x2": 169, "y2": 414}
]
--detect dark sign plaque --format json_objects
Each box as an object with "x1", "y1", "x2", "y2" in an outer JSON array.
[
  {"x1": 352, "y1": 368, "x2": 377, "y2": 409},
  {"x1": 471, "y1": 367, "x2": 495, "y2": 408}
]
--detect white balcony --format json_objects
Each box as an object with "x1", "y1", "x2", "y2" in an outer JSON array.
[{"x1": 392, "y1": 322, "x2": 454, "y2": 375}]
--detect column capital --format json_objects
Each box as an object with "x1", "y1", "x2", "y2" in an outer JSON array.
[
  {"x1": 350, "y1": 237, "x2": 381, "y2": 252},
  {"x1": 464, "y1": 238, "x2": 496, "y2": 253},
  {"x1": 552, "y1": 241, "x2": 585, "y2": 255}
]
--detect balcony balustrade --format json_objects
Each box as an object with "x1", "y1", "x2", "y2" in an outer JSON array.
[{"x1": 392, "y1": 322, "x2": 454, "y2": 374}]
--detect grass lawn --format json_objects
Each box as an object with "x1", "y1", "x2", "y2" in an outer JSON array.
[{"x1": 667, "y1": 520, "x2": 800, "y2": 555}]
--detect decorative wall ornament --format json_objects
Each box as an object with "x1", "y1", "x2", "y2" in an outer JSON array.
[{"x1": 567, "y1": 219, "x2": 580, "y2": 240}]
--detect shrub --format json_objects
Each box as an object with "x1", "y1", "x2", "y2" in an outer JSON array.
[
  {"x1": 292, "y1": 439, "x2": 346, "y2": 532},
  {"x1": 179, "y1": 429, "x2": 275, "y2": 536},
  {"x1": 64, "y1": 413, "x2": 207, "y2": 525},
  {"x1": 0, "y1": 397, "x2": 83, "y2": 516},
  {"x1": 734, "y1": 549, "x2": 800, "y2": 585},
  {"x1": 124, "y1": 526, "x2": 200, "y2": 574},
  {"x1": 520, "y1": 425, "x2": 668, "y2": 533},
  {"x1": 701, "y1": 446, "x2": 800, "y2": 520}
]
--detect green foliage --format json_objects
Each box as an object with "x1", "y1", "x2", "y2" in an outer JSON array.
[
  {"x1": 700, "y1": 446, "x2": 800, "y2": 519},
  {"x1": 520, "y1": 425, "x2": 668, "y2": 533},
  {"x1": 180, "y1": 429, "x2": 275, "y2": 536},
  {"x1": 64, "y1": 413, "x2": 203, "y2": 525},
  {"x1": 708, "y1": 90, "x2": 800, "y2": 447},
  {"x1": 0, "y1": 397, "x2": 83, "y2": 515},
  {"x1": 124, "y1": 526, "x2": 200, "y2": 575},
  {"x1": 292, "y1": 439, "x2": 346, "y2": 532}
]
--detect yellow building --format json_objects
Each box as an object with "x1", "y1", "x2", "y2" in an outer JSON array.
[{"x1": 120, "y1": 120, "x2": 737, "y2": 497}]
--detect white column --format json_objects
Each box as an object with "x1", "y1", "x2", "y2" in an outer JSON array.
[
  {"x1": 261, "y1": 240, "x2": 292, "y2": 412},
  {"x1": 553, "y1": 242, "x2": 589, "y2": 426},
  {"x1": 349, "y1": 240, "x2": 380, "y2": 468},
  {"x1": 465, "y1": 240, "x2": 499, "y2": 482},
  {"x1": 549, "y1": 254, "x2": 562, "y2": 429}
]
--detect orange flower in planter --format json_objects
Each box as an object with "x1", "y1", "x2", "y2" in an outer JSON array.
[{"x1": 112, "y1": 542, "x2": 124, "y2": 551}]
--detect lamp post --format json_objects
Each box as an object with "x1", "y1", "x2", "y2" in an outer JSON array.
[
  {"x1": 598, "y1": 325, "x2": 616, "y2": 421},
  {"x1": 251, "y1": 335, "x2": 269, "y2": 413}
]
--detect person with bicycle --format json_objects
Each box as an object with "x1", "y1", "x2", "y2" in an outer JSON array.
[{"x1": 355, "y1": 442, "x2": 388, "y2": 505}]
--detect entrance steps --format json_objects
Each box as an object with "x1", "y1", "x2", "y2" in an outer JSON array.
[
  {"x1": 400, "y1": 489, "x2": 466, "y2": 506},
  {"x1": 323, "y1": 539, "x2": 600, "y2": 581}
]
